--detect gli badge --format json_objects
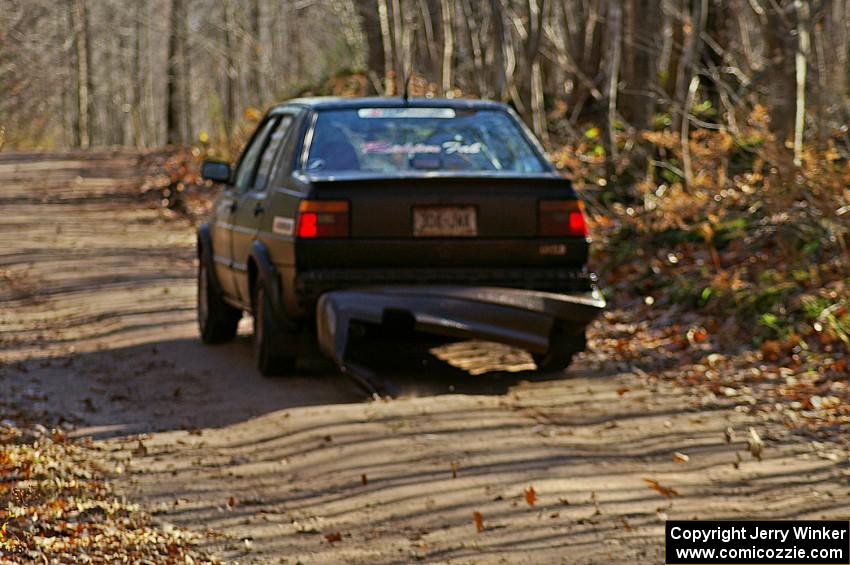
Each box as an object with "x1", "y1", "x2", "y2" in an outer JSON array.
[{"x1": 539, "y1": 243, "x2": 567, "y2": 256}]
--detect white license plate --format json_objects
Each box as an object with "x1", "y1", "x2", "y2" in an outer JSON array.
[{"x1": 413, "y1": 206, "x2": 477, "y2": 237}]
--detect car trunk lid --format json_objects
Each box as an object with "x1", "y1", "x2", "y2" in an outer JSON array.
[{"x1": 306, "y1": 173, "x2": 578, "y2": 238}]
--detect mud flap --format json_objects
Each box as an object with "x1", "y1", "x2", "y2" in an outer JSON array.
[{"x1": 316, "y1": 286, "x2": 605, "y2": 396}]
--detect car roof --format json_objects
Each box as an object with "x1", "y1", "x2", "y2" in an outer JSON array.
[{"x1": 272, "y1": 96, "x2": 510, "y2": 112}]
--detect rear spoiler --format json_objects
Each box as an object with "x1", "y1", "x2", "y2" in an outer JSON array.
[{"x1": 304, "y1": 172, "x2": 577, "y2": 195}]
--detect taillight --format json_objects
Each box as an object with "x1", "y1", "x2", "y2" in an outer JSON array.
[
  {"x1": 539, "y1": 199, "x2": 588, "y2": 237},
  {"x1": 296, "y1": 200, "x2": 349, "y2": 238}
]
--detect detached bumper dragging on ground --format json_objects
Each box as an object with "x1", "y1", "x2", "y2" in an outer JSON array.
[{"x1": 316, "y1": 285, "x2": 606, "y2": 395}]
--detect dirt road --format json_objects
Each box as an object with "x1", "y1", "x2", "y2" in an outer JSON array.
[{"x1": 2, "y1": 151, "x2": 848, "y2": 564}]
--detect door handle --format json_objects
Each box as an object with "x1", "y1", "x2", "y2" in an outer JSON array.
[{"x1": 253, "y1": 202, "x2": 265, "y2": 216}]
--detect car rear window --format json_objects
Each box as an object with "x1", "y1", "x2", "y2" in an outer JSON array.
[{"x1": 304, "y1": 108, "x2": 547, "y2": 173}]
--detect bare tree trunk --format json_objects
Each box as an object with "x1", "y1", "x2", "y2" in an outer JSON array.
[
  {"x1": 558, "y1": 0, "x2": 583, "y2": 109},
  {"x1": 602, "y1": 0, "x2": 622, "y2": 179},
  {"x1": 69, "y1": 0, "x2": 90, "y2": 148},
  {"x1": 620, "y1": 0, "x2": 661, "y2": 131},
  {"x1": 531, "y1": 59, "x2": 547, "y2": 142},
  {"x1": 132, "y1": 0, "x2": 145, "y2": 147},
  {"x1": 700, "y1": 0, "x2": 735, "y2": 115},
  {"x1": 84, "y1": 2, "x2": 94, "y2": 145},
  {"x1": 181, "y1": 0, "x2": 192, "y2": 142},
  {"x1": 460, "y1": 0, "x2": 486, "y2": 96},
  {"x1": 249, "y1": 0, "x2": 262, "y2": 107},
  {"x1": 59, "y1": 7, "x2": 73, "y2": 147},
  {"x1": 515, "y1": 0, "x2": 545, "y2": 127},
  {"x1": 223, "y1": 0, "x2": 237, "y2": 139},
  {"x1": 823, "y1": 0, "x2": 847, "y2": 106},
  {"x1": 681, "y1": 75, "x2": 699, "y2": 187},
  {"x1": 792, "y1": 0, "x2": 809, "y2": 167},
  {"x1": 489, "y1": 0, "x2": 508, "y2": 101},
  {"x1": 290, "y1": 4, "x2": 303, "y2": 80},
  {"x1": 272, "y1": 0, "x2": 293, "y2": 95},
  {"x1": 666, "y1": 0, "x2": 685, "y2": 98},
  {"x1": 571, "y1": 0, "x2": 607, "y2": 122},
  {"x1": 417, "y1": 0, "x2": 441, "y2": 85},
  {"x1": 357, "y1": 0, "x2": 387, "y2": 94},
  {"x1": 106, "y1": 11, "x2": 122, "y2": 145},
  {"x1": 440, "y1": 0, "x2": 454, "y2": 95},
  {"x1": 400, "y1": 0, "x2": 415, "y2": 94},
  {"x1": 143, "y1": 2, "x2": 156, "y2": 146},
  {"x1": 166, "y1": 0, "x2": 182, "y2": 145},
  {"x1": 762, "y1": 0, "x2": 796, "y2": 160},
  {"x1": 390, "y1": 0, "x2": 406, "y2": 92},
  {"x1": 672, "y1": 0, "x2": 707, "y2": 132},
  {"x1": 378, "y1": 0, "x2": 395, "y2": 94}
]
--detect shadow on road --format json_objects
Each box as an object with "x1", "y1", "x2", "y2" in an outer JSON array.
[{"x1": 5, "y1": 325, "x2": 579, "y2": 440}]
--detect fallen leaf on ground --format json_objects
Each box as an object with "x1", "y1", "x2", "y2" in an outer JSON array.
[
  {"x1": 473, "y1": 511, "x2": 484, "y2": 533},
  {"x1": 747, "y1": 427, "x2": 764, "y2": 461},
  {"x1": 525, "y1": 486, "x2": 536, "y2": 506},
  {"x1": 644, "y1": 478, "x2": 679, "y2": 498},
  {"x1": 0, "y1": 424, "x2": 214, "y2": 563},
  {"x1": 672, "y1": 452, "x2": 690, "y2": 463},
  {"x1": 760, "y1": 340, "x2": 781, "y2": 361},
  {"x1": 687, "y1": 326, "x2": 708, "y2": 344},
  {"x1": 324, "y1": 532, "x2": 342, "y2": 543}
]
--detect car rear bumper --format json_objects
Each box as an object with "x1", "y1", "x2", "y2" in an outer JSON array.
[
  {"x1": 316, "y1": 285, "x2": 605, "y2": 387},
  {"x1": 294, "y1": 267, "x2": 596, "y2": 309},
  {"x1": 294, "y1": 238, "x2": 590, "y2": 269}
]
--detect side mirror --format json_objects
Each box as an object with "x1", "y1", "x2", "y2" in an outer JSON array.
[{"x1": 201, "y1": 160, "x2": 231, "y2": 183}]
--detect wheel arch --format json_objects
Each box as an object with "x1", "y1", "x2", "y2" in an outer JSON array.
[
  {"x1": 248, "y1": 239, "x2": 292, "y2": 329},
  {"x1": 197, "y1": 223, "x2": 223, "y2": 294}
]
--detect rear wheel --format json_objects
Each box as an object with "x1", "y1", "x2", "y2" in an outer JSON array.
[
  {"x1": 253, "y1": 284, "x2": 296, "y2": 376},
  {"x1": 198, "y1": 262, "x2": 241, "y2": 343},
  {"x1": 533, "y1": 328, "x2": 586, "y2": 373}
]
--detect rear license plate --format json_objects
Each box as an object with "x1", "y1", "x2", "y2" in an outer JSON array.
[{"x1": 413, "y1": 206, "x2": 477, "y2": 237}]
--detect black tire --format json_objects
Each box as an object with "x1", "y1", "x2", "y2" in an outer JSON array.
[
  {"x1": 253, "y1": 283, "x2": 296, "y2": 376},
  {"x1": 533, "y1": 328, "x2": 586, "y2": 373},
  {"x1": 197, "y1": 262, "x2": 241, "y2": 344}
]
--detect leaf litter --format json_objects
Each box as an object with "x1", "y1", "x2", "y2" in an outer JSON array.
[{"x1": 0, "y1": 422, "x2": 217, "y2": 564}]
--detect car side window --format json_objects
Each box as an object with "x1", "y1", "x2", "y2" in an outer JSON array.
[
  {"x1": 233, "y1": 118, "x2": 278, "y2": 190},
  {"x1": 253, "y1": 115, "x2": 293, "y2": 190}
]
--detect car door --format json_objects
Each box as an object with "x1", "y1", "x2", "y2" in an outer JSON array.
[
  {"x1": 216, "y1": 116, "x2": 278, "y2": 305},
  {"x1": 230, "y1": 114, "x2": 295, "y2": 304},
  {"x1": 211, "y1": 187, "x2": 240, "y2": 300}
]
